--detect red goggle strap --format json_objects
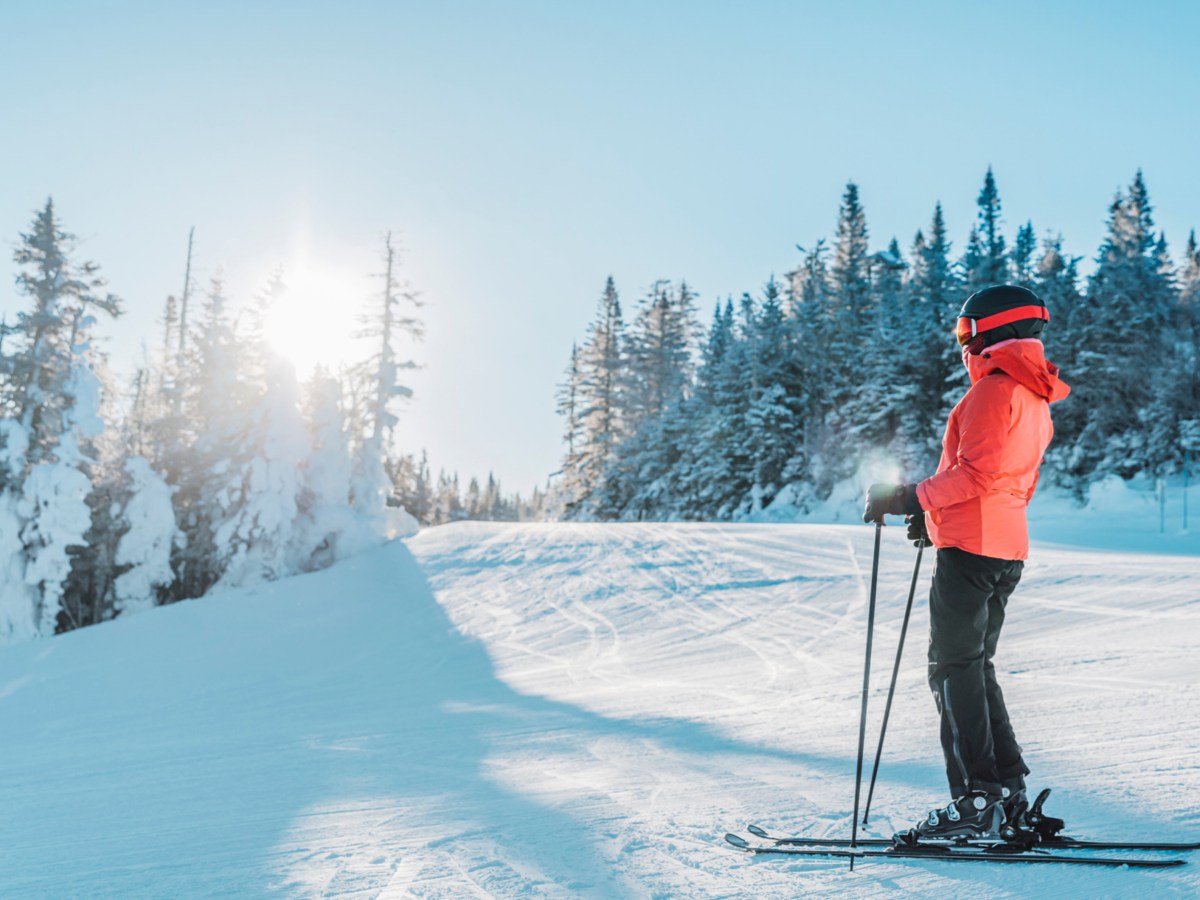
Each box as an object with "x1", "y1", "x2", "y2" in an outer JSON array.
[{"x1": 959, "y1": 304, "x2": 1049, "y2": 337}]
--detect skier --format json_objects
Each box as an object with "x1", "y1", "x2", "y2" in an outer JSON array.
[{"x1": 862, "y1": 284, "x2": 1070, "y2": 840}]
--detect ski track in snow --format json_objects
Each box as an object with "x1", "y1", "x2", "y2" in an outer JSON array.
[{"x1": 0, "y1": 522, "x2": 1196, "y2": 898}]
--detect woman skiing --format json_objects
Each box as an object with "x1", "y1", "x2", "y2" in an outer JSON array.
[{"x1": 863, "y1": 283, "x2": 1070, "y2": 839}]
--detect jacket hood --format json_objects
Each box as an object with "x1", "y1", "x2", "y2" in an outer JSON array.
[{"x1": 965, "y1": 338, "x2": 1070, "y2": 403}]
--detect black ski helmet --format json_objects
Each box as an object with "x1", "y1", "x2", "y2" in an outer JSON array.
[{"x1": 957, "y1": 284, "x2": 1049, "y2": 355}]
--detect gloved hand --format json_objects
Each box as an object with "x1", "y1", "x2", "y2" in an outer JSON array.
[
  {"x1": 863, "y1": 483, "x2": 923, "y2": 524},
  {"x1": 905, "y1": 513, "x2": 932, "y2": 548}
]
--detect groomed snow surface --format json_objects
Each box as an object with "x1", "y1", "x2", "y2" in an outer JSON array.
[{"x1": 1, "y1": 517, "x2": 1197, "y2": 897}]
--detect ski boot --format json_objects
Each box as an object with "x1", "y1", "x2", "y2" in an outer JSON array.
[{"x1": 894, "y1": 790, "x2": 1004, "y2": 845}]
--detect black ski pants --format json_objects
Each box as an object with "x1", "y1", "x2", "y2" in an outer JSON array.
[{"x1": 927, "y1": 546, "x2": 1030, "y2": 800}]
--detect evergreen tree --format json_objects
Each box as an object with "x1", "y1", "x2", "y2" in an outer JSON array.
[
  {"x1": 0, "y1": 200, "x2": 122, "y2": 637},
  {"x1": 1070, "y1": 172, "x2": 1177, "y2": 478},
  {"x1": 961, "y1": 167, "x2": 1009, "y2": 289},
  {"x1": 1012, "y1": 221, "x2": 1037, "y2": 287},
  {"x1": 351, "y1": 232, "x2": 420, "y2": 526},
  {"x1": 697, "y1": 297, "x2": 756, "y2": 516},
  {"x1": 829, "y1": 182, "x2": 873, "y2": 341},
  {"x1": 609, "y1": 279, "x2": 698, "y2": 519},
  {"x1": 1181, "y1": 230, "x2": 1200, "y2": 310},
  {"x1": 3, "y1": 199, "x2": 121, "y2": 462},
  {"x1": 818, "y1": 182, "x2": 875, "y2": 484},
  {"x1": 171, "y1": 274, "x2": 249, "y2": 598},
  {"x1": 111, "y1": 457, "x2": 179, "y2": 616},
  {"x1": 849, "y1": 242, "x2": 911, "y2": 463},
  {"x1": 897, "y1": 203, "x2": 961, "y2": 468},
  {"x1": 1031, "y1": 235, "x2": 1084, "y2": 482},
  {"x1": 216, "y1": 355, "x2": 309, "y2": 587},
  {"x1": 556, "y1": 342, "x2": 581, "y2": 470},
  {"x1": 739, "y1": 277, "x2": 805, "y2": 512},
  {"x1": 464, "y1": 476, "x2": 482, "y2": 519},
  {"x1": 674, "y1": 299, "x2": 740, "y2": 518},
  {"x1": 562, "y1": 277, "x2": 626, "y2": 519},
  {"x1": 300, "y1": 370, "x2": 354, "y2": 528},
  {"x1": 0, "y1": 421, "x2": 32, "y2": 640}
]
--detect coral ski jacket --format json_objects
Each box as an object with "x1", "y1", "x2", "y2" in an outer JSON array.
[{"x1": 916, "y1": 338, "x2": 1070, "y2": 561}]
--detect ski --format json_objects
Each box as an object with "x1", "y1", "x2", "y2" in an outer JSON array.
[
  {"x1": 725, "y1": 833, "x2": 1185, "y2": 868},
  {"x1": 747, "y1": 823, "x2": 1200, "y2": 852}
]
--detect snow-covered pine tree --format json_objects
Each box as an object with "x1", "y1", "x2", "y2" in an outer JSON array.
[
  {"x1": 785, "y1": 239, "x2": 829, "y2": 318},
  {"x1": 901, "y1": 203, "x2": 962, "y2": 469},
  {"x1": 463, "y1": 480, "x2": 482, "y2": 520},
  {"x1": 432, "y1": 470, "x2": 464, "y2": 524},
  {"x1": 561, "y1": 277, "x2": 625, "y2": 519},
  {"x1": 0, "y1": 421, "x2": 32, "y2": 640},
  {"x1": 622, "y1": 280, "x2": 698, "y2": 427},
  {"x1": 481, "y1": 472, "x2": 506, "y2": 520},
  {"x1": 607, "y1": 279, "x2": 698, "y2": 519},
  {"x1": 4, "y1": 199, "x2": 121, "y2": 463},
  {"x1": 819, "y1": 182, "x2": 875, "y2": 484},
  {"x1": 350, "y1": 231, "x2": 420, "y2": 526},
  {"x1": 1071, "y1": 172, "x2": 1177, "y2": 478},
  {"x1": 779, "y1": 241, "x2": 837, "y2": 500},
  {"x1": 828, "y1": 183, "x2": 873, "y2": 344},
  {"x1": 0, "y1": 200, "x2": 122, "y2": 638},
  {"x1": 961, "y1": 167, "x2": 1009, "y2": 290},
  {"x1": 171, "y1": 273, "x2": 250, "y2": 598},
  {"x1": 738, "y1": 277, "x2": 806, "y2": 513},
  {"x1": 1034, "y1": 235, "x2": 1082, "y2": 349},
  {"x1": 292, "y1": 368, "x2": 364, "y2": 570},
  {"x1": 1012, "y1": 221, "x2": 1037, "y2": 287},
  {"x1": 207, "y1": 274, "x2": 312, "y2": 587},
  {"x1": 1182, "y1": 230, "x2": 1200, "y2": 310},
  {"x1": 216, "y1": 353, "x2": 309, "y2": 587},
  {"x1": 1030, "y1": 234, "x2": 1084, "y2": 484},
  {"x1": 1176, "y1": 231, "x2": 1200, "y2": 456},
  {"x1": 19, "y1": 336, "x2": 106, "y2": 636},
  {"x1": 151, "y1": 232, "x2": 198, "y2": 480},
  {"x1": 846, "y1": 241, "x2": 911, "y2": 464},
  {"x1": 674, "y1": 298, "x2": 741, "y2": 518},
  {"x1": 555, "y1": 341, "x2": 583, "y2": 496},
  {"x1": 111, "y1": 456, "x2": 179, "y2": 616},
  {"x1": 703, "y1": 297, "x2": 757, "y2": 517},
  {"x1": 1141, "y1": 232, "x2": 1191, "y2": 476}
]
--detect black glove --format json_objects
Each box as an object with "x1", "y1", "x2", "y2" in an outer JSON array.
[
  {"x1": 905, "y1": 513, "x2": 932, "y2": 548},
  {"x1": 863, "y1": 483, "x2": 923, "y2": 524}
]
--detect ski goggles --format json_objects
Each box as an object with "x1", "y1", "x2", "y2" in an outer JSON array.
[{"x1": 955, "y1": 304, "x2": 1050, "y2": 346}]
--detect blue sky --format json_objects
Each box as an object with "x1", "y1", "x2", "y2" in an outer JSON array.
[{"x1": 1, "y1": 0, "x2": 1196, "y2": 494}]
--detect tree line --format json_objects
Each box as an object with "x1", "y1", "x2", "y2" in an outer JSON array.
[
  {"x1": 388, "y1": 452, "x2": 545, "y2": 526},
  {"x1": 555, "y1": 169, "x2": 1200, "y2": 521}
]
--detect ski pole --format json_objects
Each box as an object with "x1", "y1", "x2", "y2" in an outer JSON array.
[
  {"x1": 850, "y1": 521, "x2": 882, "y2": 870},
  {"x1": 861, "y1": 540, "x2": 924, "y2": 825}
]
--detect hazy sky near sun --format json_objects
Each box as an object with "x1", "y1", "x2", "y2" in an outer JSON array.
[{"x1": 1, "y1": 0, "x2": 1197, "y2": 494}]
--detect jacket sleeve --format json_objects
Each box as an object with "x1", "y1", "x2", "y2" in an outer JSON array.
[{"x1": 916, "y1": 377, "x2": 1013, "y2": 512}]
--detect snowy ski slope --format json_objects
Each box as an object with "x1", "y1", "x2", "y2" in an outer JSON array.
[{"x1": 0, "y1": 522, "x2": 1196, "y2": 898}]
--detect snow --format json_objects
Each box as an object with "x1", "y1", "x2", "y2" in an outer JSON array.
[
  {"x1": 0, "y1": 514, "x2": 1196, "y2": 897},
  {"x1": 113, "y1": 457, "x2": 180, "y2": 615},
  {"x1": 17, "y1": 459, "x2": 93, "y2": 635}
]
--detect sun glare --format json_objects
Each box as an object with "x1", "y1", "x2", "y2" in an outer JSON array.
[{"x1": 263, "y1": 264, "x2": 363, "y2": 376}]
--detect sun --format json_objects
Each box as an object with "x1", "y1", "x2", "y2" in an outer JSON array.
[{"x1": 263, "y1": 265, "x2": 363, "y2": 377}]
